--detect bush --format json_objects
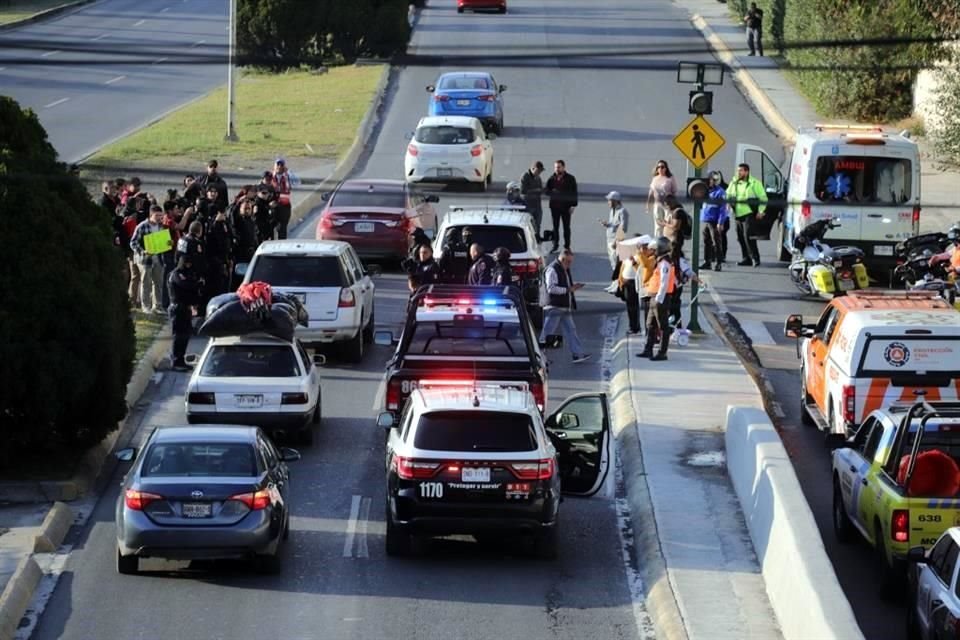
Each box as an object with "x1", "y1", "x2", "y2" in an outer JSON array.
[{"x1": 0, "y1": 97, "x2": 134, "y2": 467}]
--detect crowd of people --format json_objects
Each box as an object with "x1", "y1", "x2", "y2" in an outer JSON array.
[{"x1": 100, "y1": 158, "x2": 296, "y2": 370}]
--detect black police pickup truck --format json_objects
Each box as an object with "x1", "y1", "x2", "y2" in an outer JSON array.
[{"x1": 375, "y1": 285, "x2": 549, "y2": 421}]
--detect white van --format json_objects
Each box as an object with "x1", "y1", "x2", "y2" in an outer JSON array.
[{"x1": 738, "y1": 124, "x2": 921, "y2": 277}]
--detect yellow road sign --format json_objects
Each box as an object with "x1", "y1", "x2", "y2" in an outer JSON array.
[{"x1": 673, "y1": 115, "x2": 725, "y2": 168}]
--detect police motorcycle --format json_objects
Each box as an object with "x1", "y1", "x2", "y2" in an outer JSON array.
[
  {"x1": 788, "y1": 218, "x2": 869, "y2": 298},
  {"x1": 894, "y1": 226, "x2": 960, "y2": 308}
]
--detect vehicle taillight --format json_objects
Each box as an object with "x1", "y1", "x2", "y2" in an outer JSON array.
[
  {"x1": 386, "y1": 379, "x2": 401, "y2": 411},
  {"x1": 531, "y1": 382, "x2": 545, "y2": 413},
  {"x1": 281, "y1": 392, "x2": 308, "y2": 405},
  {"x1": 433, "y1": 94, "x2": 449, "y2": 102},
  {"x1": 891, "y1": 509, "x2": 909, "y2": 542},
  {"x1": 338, "y1": 288, "x2": 355, "y2": 308},
  {"x1": 125, "y1": 489, "x2": 163, "y2": 511},
  {"x1": 230, "y1": 490, "x2": 271, "y2": 510},
  {"x1": 395, "y1": 456, "x2": 442, "y2": 479},
  {"x1": 470, "y1": 145, "x2": 483, "y2": 157},
  {"x1": 407, "y1": 144, "x2": 419, "y2": 157},
  {"x1": 912, "y1": 206, "x2": 921, "y2": 234},
  {"x1": 187, "y1": 392, "x2": 215, "y2": 405},
  {"x1": 477, "y1": 94, "x2": 495, "y2": 102},
  {"x1": 510, "y1": 459, "x2": 554, "y2": 480},
  {"x1": 319, "y1": 216, "x2": 333, "y2": 230},
  {"x1": 842, "y1": 385, "x2": 856, "y2": 424},
  {"x1": 800, "y1": 200, "x2": 811, "y2": 218}
]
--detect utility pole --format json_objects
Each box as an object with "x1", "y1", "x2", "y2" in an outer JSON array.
[{"x1": 225, "y1": 0, "x2": 238, "y2": 142}]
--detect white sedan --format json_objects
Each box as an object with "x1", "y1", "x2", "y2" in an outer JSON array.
[
  {"x1": 404, "y1": 115, "x2": 494, "y2": 190},
  {"x1": 185, "y1": 334, "x2": 323, "y2": 445}
]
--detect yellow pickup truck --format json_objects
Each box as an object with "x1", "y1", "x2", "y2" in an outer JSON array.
[{"x1": 831, "y1": 400, "x2": 960, "y2": 596}]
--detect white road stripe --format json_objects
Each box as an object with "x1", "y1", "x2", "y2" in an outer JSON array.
[
  {"x1": 370, "y1": 379, "x2": 385, "y2": 412},
  {"x1": 152, "y1": 57, "x2": 168, "y2": 64},
  {"x1": 739, "y1": 319, "x2": 776, "y2": 346},
  {"x1": 0, "y1": 67, "x2": 6, "y2": 72},
  {"x1": 93, "y1": 33, "x2": 108, "y2": 40},
  {"x1": 356, "y1": 497, "x2": 371, "y2": 558},
  {"x1": 191, "y1": 39, "x2": 206, "y2": 47},
  {"x1": 43, "y1": 98, "x2": 69, "y2": 108},
  {"x1": 104, "y1": 75, "x2": 126, "y2": 85},
  {"x1": 133, "y1": 19, "x2": 146, "y2": 26},
  {"x1": 342, "y1": 495, "x2": 361, "y2": 557},
  {"x1": 160, "y1": 7, "x2": 170, "y2": 12},
  {"x1": 41, "y1": 50, "x2": 61, "y2": 57}
]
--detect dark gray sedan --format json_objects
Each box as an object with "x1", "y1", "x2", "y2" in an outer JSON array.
[{"x1": 114, "y1": 425, "x2": 299, "y2": 575}]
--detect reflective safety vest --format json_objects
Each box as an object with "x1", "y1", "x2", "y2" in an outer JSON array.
[
  {"x1": 645, "y1": 259, "x2": 676, "y2": 296},
  {"x1": 951, "y1": 247, "x2": 960, "y2": 272}
]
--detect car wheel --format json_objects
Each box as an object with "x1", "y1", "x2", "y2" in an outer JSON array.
[
  {"x1": 827, "y1": 403, "x2": 836, "y2": 438},
  {"x1": 498, "y1": 6, "x2": 507, "y2": 14},
  {"x1": 533, "y1": 522, "x2": 559, "y2": 560},
  {"x1": 457, "y1": 6, "x2": 464, "y2": 13},
  {"x1": 832, "y1": 478, "x2": 854, "y2": 544},
  {"x1": 385, "y1": 505, "x2": 411, "y2": 557},
  {"x1": 312, "y1": 391, "x2": 322, "y2": 425},
  {"x1": 875, "y1": 522, "x2": 898, "y2": 600},
  {"x1": 363, "y1": 307, "x2": 375, "y2": 344},
  {"x1": 282, "y1": 511, "x2": 291, "y2": 541},
  {"x1": 905, "y1": 588, "x2": 922, "y2": 640},
  {"x1": 116, "y1": 547, "x2": 139, "y2": 575},
  {"x1": 800, "y1": 367, "x2": 815, "y2": 427},
  {"x1": 298, "y1": 425, "x2": 314, "y2": 446},
  {"x1": 341, "y1": 327, "x2": 364, "y2": 363}
]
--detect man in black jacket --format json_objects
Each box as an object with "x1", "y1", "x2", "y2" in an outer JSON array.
[
  {"x1": 520, "y1": 160, "x2": 545, "y2": 238},
  {"x1": 168, "y1": 256, "x2": 203, "y2": 372},
  {"x1": 196, "y1": 159, "x2": 229, "y2": 211},
  {"x1": 204, "y1": 210, "x2": 233, "y2": 305},
  {"x1": 538, "y1": 250, "x2": 590, "y2": 363},
  {"x1": 544, "y1": 160, "x2": 578, "y2": 253},
  {"x1": 467, "y1": 243, "x2": 496, "y2": 285}
]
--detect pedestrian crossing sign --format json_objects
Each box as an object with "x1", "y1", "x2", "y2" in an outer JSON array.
[{"x1": 673, "y1": 115, "x2": 725, "y2": 168}]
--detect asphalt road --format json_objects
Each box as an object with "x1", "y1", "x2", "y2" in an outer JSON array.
[
  {"x1": 26, "y1": 0, "x2": 786, "y2": 638},
  {"x1": 0, "y1": 0, "x2": 228, "y2": 164}
]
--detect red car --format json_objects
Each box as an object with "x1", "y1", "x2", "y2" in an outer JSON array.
[
  {"x1": 458, "y1": 0, "x2": 506, "y2": 13},
  {"x1": 316, "y1": 179, "x2": 439, "y2": 260}
]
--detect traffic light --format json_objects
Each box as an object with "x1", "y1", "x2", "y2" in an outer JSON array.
[
  {"x1": 688, "y1": 91, "x2": 713, "y2": 115},
  {"x1": 687, "y1": 178, "x2": 708, "y2": 202}
]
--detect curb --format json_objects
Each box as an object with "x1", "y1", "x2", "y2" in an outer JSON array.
[
  {"x1": 0, "y1": 556, "x2": 41, "y2": 640},
  {"x1": 689, "y1": 14, "x2": 797, "y2": 144},
  {"x1": 0, "y1": 0, "x2": 91, "y2": 32},
  {"x1": 32, "y1": 502, "x2": 74, "y2": 553},
  {"x1": 287, "y1": 63, "x2": 394, "y2": 234},
  {"x1": 608, "y1": 332, "x2": 689, "y2": 640}
]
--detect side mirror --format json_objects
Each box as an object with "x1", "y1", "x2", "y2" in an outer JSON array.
[
  {"x1": 425, "y1": 85, "x2": 435, "y2": 93},
  {"x1": 116, "y1": 447, "x2": 136, "y2": 462},
  {"x1": 424, "y1": 194, "x2": 440, "y2": 203},
  {"x1": 557, "y1": 412, "x2": 580, "y2": 429},
  {"x1": 313, "y1": 353, "x2": 327, "y2": 366},
  {"x1": 279, "y1": 447, "x2": 301, "y2": 462},
  {"x1": 783, "y1": 314, "x2": 803, "y2": 339},
  {"x1": 184, "y1": 353, "x2": 199, "y2": 366},
  {"x1": 234, "y1": 262, "x2": 249, "y2": 278},
  {"x1": 366, "y1": 264, "x2": 382, "y2": 277},
  {"x1": 374, "y1": 330, "x2": 395, "y2": 346},
  {"x1": 320, "y1": 191, "x2": 331, "y2": 202},
  {"x1": 498, "y1": 84, "x2": 507, "y2": 93},
  {"x1": 540, "y1": 230, "x2": 554, "y2": 243},
  {"x1": 377, "y1": 412, "x2": 396, "y2": 430},
  {"x1": 907, "y1": 546, "x2": 928, "y2": 564}
]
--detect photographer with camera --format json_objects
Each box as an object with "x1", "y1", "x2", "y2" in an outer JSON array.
[{"x1": 130, "y1": 205, "x2": 172, "y2": 314}]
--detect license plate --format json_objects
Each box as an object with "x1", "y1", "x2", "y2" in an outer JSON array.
[
  {"x1": 838, "y1": 278, "x2": 855, "y2": 291},
  {"x1": 182, "y1": 503, "x2": 211, "y2": 518},
  {"x1": 874, "y1": 245, "x2": 894, "y2": 256},
  {"x1": 456, "y1": 99, "x2": 470, "y2": 106},
  {"x1": 437, "y1": 168, "x2": 453, "y2": 178},
  {"x1": 235, "y1": 394, "x2": 262, "y2": 408},
  {"x1": 354, "y1": 222, "x2": 375, "y2": 233},
  {"x1": 462, "y1": 467, "x2": 491, "y2": 483}
]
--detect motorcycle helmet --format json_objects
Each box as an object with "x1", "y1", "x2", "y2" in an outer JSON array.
[
  {"x1": 948, "y1": 225, "x2": 960, "y2": 245},
  {"x1": 654, "y1": 236, "x2": 672, "y2": 257},
  {"x1": 505, "y1": 181, "x2": 521, "y2": 195}
]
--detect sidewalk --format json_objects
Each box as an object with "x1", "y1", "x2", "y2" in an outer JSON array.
[
  {"x1": 678, "y1": 0, "x2": 960, "y2": 233},
  {"x1": 612, "y1": 322, "x2": 782, "y2": 640}
]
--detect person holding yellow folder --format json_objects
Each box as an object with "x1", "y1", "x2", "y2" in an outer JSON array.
[{"x1": 130, "y1": 205, "x2": 173, "y2": 314}]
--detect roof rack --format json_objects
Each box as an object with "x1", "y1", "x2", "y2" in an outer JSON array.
[{"x1": 812, "y1": 123, "x2": 884, "y2": 132}]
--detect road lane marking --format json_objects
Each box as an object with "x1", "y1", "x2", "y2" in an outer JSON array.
[
  {"x1": 0, "y1": 67, "x2": 6, "y2": 72},
  {"x1": 104, "y1": 75, "x2": 126, "y2": 85},
  {"x1": 342, "y1": 494, "x2": 361, "y2": 557},
  {"x1": 93, "y1": 33, "x2": 108, "y2": 41},
  {"x1": 370, "y1": 378, "x2": 385, "y2": 412},
  {"x1": 152, "y1": 57, "x2": 168, "y2": 64},
  {"x1": 356, "y1": 497, "x2": 371, "y2": 558},
  {"x1": 739, "y1": 319, "x2": 776, "y2": 346},
  {"x1": 191, "y1": 39, "x2": 206, "y2": 47},
  {"x1": 133, "y1": 19, "x2": 146, "y2": 26},
  {"x1": 615, "y1": 457, "x2": 658, "y2": 640},
  {"x1": 41, "y1": 50, "x2": 61, "y2": 57},
  {"x1": 43, "y1": 98, "x2": 69, "y2": 108},
  {"x1": 160, "y1": 7, "x2": 170, "y2": 12}
]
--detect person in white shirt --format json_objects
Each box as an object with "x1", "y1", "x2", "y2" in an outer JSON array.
[{"x1": 599, "y1": 191, "x2": 629, "y2": 293}]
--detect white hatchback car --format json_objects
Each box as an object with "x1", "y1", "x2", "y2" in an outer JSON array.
[
  {"x1": 185, "y1": 334, "x2": 323, "y2": 445},
  {"x1": 241, "y1": 240, "x2": 376, "y2": 362},
  {"x1": 404, "y1": 115, "x2": 494, "y2": 190}
]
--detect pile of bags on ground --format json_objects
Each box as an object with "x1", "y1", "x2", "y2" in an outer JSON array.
[{"x1": 199, "y1": 281, "x2": 308, "y2": 342}]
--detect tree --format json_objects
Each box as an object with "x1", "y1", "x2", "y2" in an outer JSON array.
[{"x1": 0, "y1": 97, "x2": 134, "y2": 467}]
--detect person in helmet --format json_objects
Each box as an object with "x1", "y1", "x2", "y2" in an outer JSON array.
[
  {"x1": 930, "y1": 225, "x2": 960, "y2": 274},
  {"x1": 504, "y1": 181, "x2": 527, "y2": 209},
  {"x1": 440, "y1": 226, "x2": 474, "y2": 283},
  {"x1": 637, "y1": 237, "x2": 676, "y2": 361}
]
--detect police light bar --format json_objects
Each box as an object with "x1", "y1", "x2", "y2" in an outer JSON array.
[
  {"x1": 421, "y1": 295, "x2": 514, "y2": 308},
  {"x1": 447, "y1": 204, "x2": 527, "y2": 211},
  {"x1": 417, "y1": 379, "x2": 530, "y2": 392}
]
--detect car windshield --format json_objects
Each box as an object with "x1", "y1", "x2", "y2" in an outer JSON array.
[
  {"x1": 330, "y1": 188, "x2": 406, "y2": 209},
  {"x1": 415, "y1": 126, "x2": 476, "y2": 145},
  {"x1": 813, "y1": 156, "x2": 913, "y2": 204},
  {"x1": 414, "y1": 411, "x2": 537, "y2": 452},
  {"x1": 249, "y1": 255, "x2": 345, "y2": 288},
  {"x1": 443, "y1": 225, "x2": 527, "y2": 253},
  {"x1": 201, "y1": 345, "x2": 301, "y2": 377},
  {"x1": 407, "y1": 320, "x2": 527, "y2": 356},
  {"x1": 142, "y1": 442, "x2": 259, "y2": 477},
  {"x1": 438, "y1": 76, "x2": 491, "y2": 91}
]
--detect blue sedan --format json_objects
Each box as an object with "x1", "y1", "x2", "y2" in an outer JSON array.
[{"x1": 426, "y1": 72, "x2": 506, "y2": 134}]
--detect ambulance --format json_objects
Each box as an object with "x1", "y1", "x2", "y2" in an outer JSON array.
[
  {"x1": 738, "y1": 124, "x2": 921, "y2": 279},
  {"x1": 784, "y1": 290, "x2": 960, "y2": 439}
]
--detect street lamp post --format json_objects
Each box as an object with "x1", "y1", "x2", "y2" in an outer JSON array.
[{"x1": 225, "y1": 0, "x2": 238, "y2": 142}]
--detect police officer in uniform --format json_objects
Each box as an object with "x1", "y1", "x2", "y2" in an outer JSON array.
[
  {"x1": 408, "y1": 244, "x2": 442, "y2": 292},
  {"x1": 467, "y1": 243, "x2": 497, "y2": 285},
  {"x1": 168, "y1": 256, "x2": 203, "y2": 371},
  {"x1": 637, "y1": 237, "x2": 676, "y2": 361},
  {"x1": 440, "y1": 226, "x2": 474, "y2": 283}
]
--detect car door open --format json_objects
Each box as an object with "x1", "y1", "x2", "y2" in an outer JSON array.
[{"x1": 545, "y1": 393, "x2": 610, "y2": 496}]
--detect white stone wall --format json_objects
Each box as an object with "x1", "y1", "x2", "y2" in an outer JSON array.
[{"x1": 914, "y1": 43, "x2": 959, "y2": 133}]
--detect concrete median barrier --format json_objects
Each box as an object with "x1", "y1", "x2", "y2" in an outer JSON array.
[
  {"x1": 725, "y1": 406, "x2": 863, "y2": 640},
  {"x1": 0, "y1": 556, "x2": 42, "y2": 640},
  {"x1": 33, "y1": 502, "x2": 74, "y2": 554}
]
